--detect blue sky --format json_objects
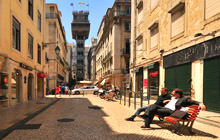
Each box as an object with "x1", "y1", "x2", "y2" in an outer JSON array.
[{"x1": 45, "y1": 0, "x2": 115, "y2": 46}]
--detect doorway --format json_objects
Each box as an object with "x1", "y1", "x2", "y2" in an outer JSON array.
[{"x1": 27, "y1": 73, "x2": 34, "y2": 100}]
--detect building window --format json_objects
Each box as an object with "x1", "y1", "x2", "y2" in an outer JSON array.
[
  {"x1": 125, "y1": 22, "x2": 131, "y2": 32},
  {"x1": 37, "y1": 44, "x2": 41, "y2": 64},
  {"x1": 125, "y1": 6, "x2": 131, "y2": 15},
  {"x1": 205, "y1": 0, "x2": 220, "y2": 19},
  {"x1": 28, "y1": 0, "x2": 33, "y2": 19},
  {"x1": 125, "y1": 38, "x2": 130, "y2": 54},
  {"x1": 37, "y1": 11, "x2": 41, "y2": 32},
  {"x1": 150, "y1": 25, "x2": 159, "y2": 48},
  {"x1": 28, "y1": 34, "x2": 33, "y2": 59},
  {"x1": 12, "y1": 17, "x2": 21, "y2": 51},
  {"x1": 171, "y1": 6, "x2": 185, "y2": 38},
  {"x1": 50, "y1": 6, "x2": 54, "y2": 12},
  {"x1": 137, "y1": 0, "x2": 143, "y2": 13},
  {"x1": 136, "y1": 35, "x2": 143, "y2": 56},
  {"x1": 45, "y1": 52, "x2": 48, "y2": 63}
]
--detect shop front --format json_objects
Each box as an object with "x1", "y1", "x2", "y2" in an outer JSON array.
[
  {"x1": 11, "y1": 69, "x2": 22, "y2": 105},
  {"x1": 27, "y1": 73, "x2": 34, "y2": 100},
  {"x1": 147, "y1": 62, "x2": 159, "y2": 100},
  {"x1": 135, "y1": 67, "x2": 143, "y2": 94},
  {"x1": 163, "y1": 36, "x2": 220, "y2": 112},
  {"x1": 37, "y1": 72, "x2": 47, "y2": 99},
  {"x1": 165, "y1": 63, "x2": 191, "y2": 96},
  {"x1": 0, "y1": 72, "x2": 8, "y2": 107},
  {"x1": 204, "y1": 56, "x2": 220, "y2": 112}
]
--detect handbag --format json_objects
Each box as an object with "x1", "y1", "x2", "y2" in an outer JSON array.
[{"x1": 170, "y1": 110, "x2": 189, "y2": 119}]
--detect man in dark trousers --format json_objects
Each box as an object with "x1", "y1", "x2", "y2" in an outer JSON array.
[
  {"x1": 141, "y1": 88, "x2": 206, "y2": 128},
  {"x1": 125, "y1": 88, "x2": 171, "y2": 121}
]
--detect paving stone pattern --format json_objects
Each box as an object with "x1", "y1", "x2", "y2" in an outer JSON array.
[{"x1": 2, "y1": 95, "x2": 220, "y2": 140}]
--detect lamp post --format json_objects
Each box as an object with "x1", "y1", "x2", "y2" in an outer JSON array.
[{"x1": 55, "y1": 46, "x2": 60, "y2": 86}]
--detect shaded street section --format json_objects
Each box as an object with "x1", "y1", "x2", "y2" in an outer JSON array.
[{"x1": 1, "y1": 95, "x2": 219, "y2": 140}]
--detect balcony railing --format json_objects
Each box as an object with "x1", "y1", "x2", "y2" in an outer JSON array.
[
  {"x1": 103, "y1": 51, "x2": 112, "y2": 63},
  {"x1": 57, "y1": 55, "x2": 64, "y2": 67},
  {"x1": 122, "y1": 48, "x2": 130, "y2": 55},
  {"x1": 104, "y1": 70, "x2": 112, "y2": 76},
  {"x1": 113, "y1": 10, "x2": 131, "y2": 17}
]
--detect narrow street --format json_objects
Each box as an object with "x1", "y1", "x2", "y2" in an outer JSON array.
[{"x1": 1, "y1": 95, "x2": 219, "y2": 140}]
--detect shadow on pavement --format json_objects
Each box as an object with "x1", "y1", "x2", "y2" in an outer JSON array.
[
  {"x1": 0, "y1": 99, "x2": 60, "y2": 139},
  {"x1": 53, "y1": 98, "x2": 167, "y2": 140},
  {"x1": 155, "y1": 120, "x2": 218, "y2": 138}
]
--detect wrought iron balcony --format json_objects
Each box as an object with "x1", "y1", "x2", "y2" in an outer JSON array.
[{"x1": 121, "y1": 48, "x2": 130, "y2": 55}]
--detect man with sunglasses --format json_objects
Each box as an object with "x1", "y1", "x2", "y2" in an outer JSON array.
[
  {"x1": 125, "y1": 88, "x2": 171, "y2": 121},
  {"x1": 141, "y1": 88, "x2": 206, "y2": 128}
]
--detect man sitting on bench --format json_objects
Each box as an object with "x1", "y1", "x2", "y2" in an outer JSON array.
[
  {"x1": 125, "y1": 88, "x2": 171, "y2": 121},
  {"x1": 141, "y1": 88, "x2": 206, "y2": 128}
]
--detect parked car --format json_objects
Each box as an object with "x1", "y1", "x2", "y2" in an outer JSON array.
[{"x1": 71, "y1": 85, "x2": 99, "y2": 95}]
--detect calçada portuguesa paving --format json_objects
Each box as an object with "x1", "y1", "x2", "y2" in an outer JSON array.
[{"x1": 0, "y1": 95, "x2": 220, "y2": 140}]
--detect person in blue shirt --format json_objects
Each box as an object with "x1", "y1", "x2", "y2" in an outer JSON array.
[
  {"x1": 125, "y1": 88, "x2": 171, "y2": 121},
  {"x1": 61, "y1": 85, "x2": 65, "y2": 94}
]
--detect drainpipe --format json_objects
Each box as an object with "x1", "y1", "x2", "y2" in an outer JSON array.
[{"x1": 130, "y1": 0, "x2": 137, "y2": 92}]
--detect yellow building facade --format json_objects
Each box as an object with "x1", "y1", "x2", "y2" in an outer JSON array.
[
  {"x1": 131, "y1": 0, "x2": 220, "y2": 112},
  {"x1": 0, "y1": 0, "x2": 47, "y2": 107},
  {"x1": 44, "y1": 4, "x2": 68, "y2": 90},
  {"x1": 96, "y1": 0, "x2": 131, "y2": 88}
]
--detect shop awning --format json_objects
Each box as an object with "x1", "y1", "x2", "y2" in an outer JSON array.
[
  {"x1": 100, "y1": 79, "x2": 106, "y2": 85},
  {"x1": 37, "y1": 73, "x2": 47, "y2": 78}
]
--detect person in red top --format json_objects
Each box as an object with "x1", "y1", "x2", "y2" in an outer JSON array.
[{"x1": 55, "y1": 85, "x2": 61, "y2": 98}]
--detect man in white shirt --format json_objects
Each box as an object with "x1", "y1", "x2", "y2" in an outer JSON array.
[{"x1": 141, "y1": 88, "x2": 206, "y2": 128}]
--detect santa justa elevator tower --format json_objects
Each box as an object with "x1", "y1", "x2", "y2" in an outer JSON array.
[{"x1": 71, "y1": 11, "x2": 90, "y2": 81}]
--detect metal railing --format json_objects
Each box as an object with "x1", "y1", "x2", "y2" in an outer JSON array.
[
  {"x1": 119, "y1": 88, "x2": 149, "y2": 110},
  {"x1": 122, "y1": 48, "x2": 130, "y2": 55}
]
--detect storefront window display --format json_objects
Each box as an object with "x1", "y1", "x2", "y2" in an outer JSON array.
[
  {"x1": 11, "y1": 69, "x2": 21, "y2": 104},
  {"x1": 0, "y1": 72, "x2": 8, "y2": 100}
]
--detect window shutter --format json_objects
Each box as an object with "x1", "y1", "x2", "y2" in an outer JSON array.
[
  {"x1": 205, "y1": 0, "x2": 220, "y2": 19},
  {"x1": 171, "y1": 9, "x2": 184, "y2": 37},
  {"x1": 150, "y1": 27, "x2": 159, "y2": 48}
]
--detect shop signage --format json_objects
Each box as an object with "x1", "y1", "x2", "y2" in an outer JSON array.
[
  {"x1": 37, "y1": 73, "x2": 47, "y2": 78},
  {"x1": 144, "y1": 79, "x2": 148, "y2": 89},
  {"x1": 163, "y1": 36, "x2": 220, "y2": 68},
  {"x1": 149, "y1": 71, "x2": 159, "y2": 77},
  {"x1": 19, "y1": 63, "x2": 33, "y2": 71}
]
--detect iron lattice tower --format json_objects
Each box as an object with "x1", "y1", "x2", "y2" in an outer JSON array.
[{"x1": 71, "y1": 10, "x2": 90, "y2": 81}]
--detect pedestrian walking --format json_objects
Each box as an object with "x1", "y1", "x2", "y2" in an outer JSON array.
[
  {"x1": 61, "y1": 85, "x2": 65, "y2": 94},
  {"x1": 55, "y1": 85, "x2": 61, "y2": 98},
  {"x1": 65, "y1": 85, "x2": 69, "y2": 95}
]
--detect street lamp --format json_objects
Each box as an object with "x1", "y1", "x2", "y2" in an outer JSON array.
[
  {"x1": 55, "y1": 46, "x2": 60, "y2": 85},
  {"x1": 55, "y1": 46, "x2": 60, "y2": 56}
]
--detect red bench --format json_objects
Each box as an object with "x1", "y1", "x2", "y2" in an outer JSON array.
[{"x1": 155, "y1": 105, "x2": 200, "y2": 134}]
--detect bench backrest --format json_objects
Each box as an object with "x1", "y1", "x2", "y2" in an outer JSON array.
[{"x1": 187, "y1": 105, "x2": 200, "y2": 122}]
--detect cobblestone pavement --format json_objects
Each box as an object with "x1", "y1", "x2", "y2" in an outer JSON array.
[{"x1": 1, "y1": 95, "x2": 220, "y2": 140}]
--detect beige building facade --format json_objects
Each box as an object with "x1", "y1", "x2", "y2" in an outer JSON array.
[
  {"x1": 0, "y1": 0, "x2": 46, "y2": 107},
  {"x1": 44, "y1": 4, "x2": 68, "y2": 90},
  {"x1": 131, "y1": 0, "x2": 220, "y2": 112},
  {"x1": 96, "y1": 0, "x2": 131, "y2": 88}
]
